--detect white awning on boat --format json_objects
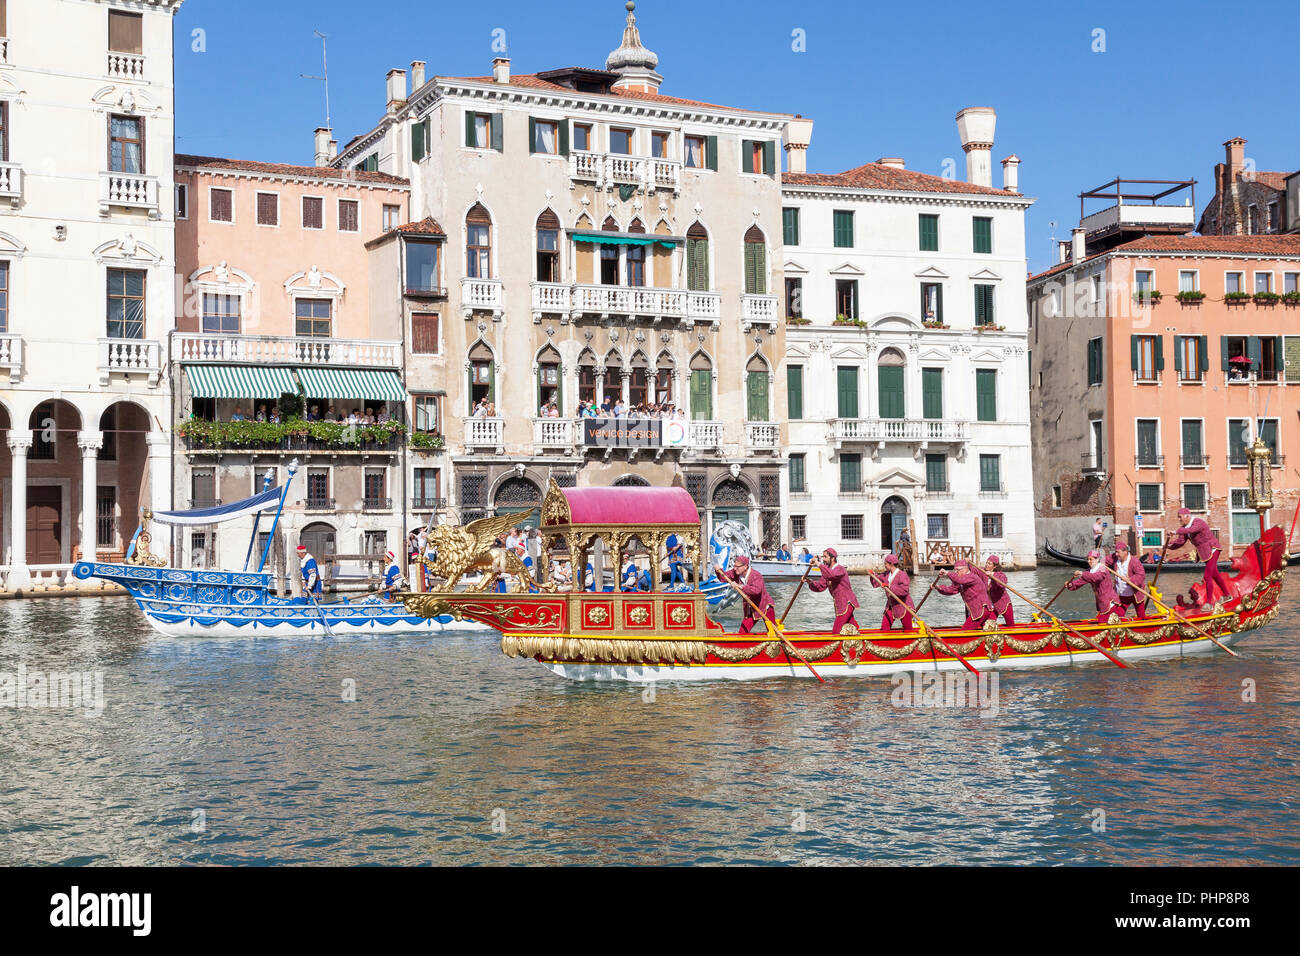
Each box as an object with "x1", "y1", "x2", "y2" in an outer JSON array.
[{"x1": 151, "y1": 483, "x2": 286, "y2": 526}]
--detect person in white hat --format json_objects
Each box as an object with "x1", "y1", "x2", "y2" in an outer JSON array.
[
  {"x1": 380, "y1": 549, "x2": 405, "y2": 603},
  {"x1": 297, "y1": 544, "x2": 322, "y2": 597}
]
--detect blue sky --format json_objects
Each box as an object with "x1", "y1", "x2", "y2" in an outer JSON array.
[{"x1": 175, "y1": 0, "x2": 1300, "y2": 272}]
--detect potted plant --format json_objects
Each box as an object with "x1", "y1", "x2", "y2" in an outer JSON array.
[
  {"x1": 1132, "y1": 290, "x2": 1162, "y2": 305},
  {"x1": 1254, "y1": 291, "x2": 1281, "y2": 305},
  {"x1": 1224, "y1": 291, "x2": 1252, "y2": 304},
  {"x1": 1175, "y1": 290, "x2": 1206, "y2": 304},
  {"x1": 922, "y1": 320, "x2": 950, "y2": 329},
  {"x1": 786, "y1": 315, "x2": 812, "y2": 326},
  {"x1": 1284, "y1": 291, "x2": 1300, "y2": 306}
]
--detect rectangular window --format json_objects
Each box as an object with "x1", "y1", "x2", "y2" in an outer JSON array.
[
  {"x1": 921, "y1": 282, "x2": 943, "y2": 323},
  {"x1": 573, "y1": 124, "x2": 592, "y2": 153},
  {"x1": 108, "y1": 10, "x2": 143, "y2": 54},
  {"x1": 306, "y1": 469, "x2": 330, "y2": 506},
  {"x1": 926, "y1": 454, "x2": 948, "y2": 492},
  {"x1": 919, "y1": 213, "x2": 939, "y2": 252},
  {"x1": 106, "y1": 268, "x2": 146, "y2": 339},
  {"x1": 609, "y1": 128, "x2": 632, "y2": 155},
  {"x1": 95, "y1": 487, "x2": 116, "y2": 549},
  {"x1": 878, "y1": 366, "x2": 904, "y2": 420},
  {"x1": 411, "y1": 313, "x2": 440, "y2": 355},
  {"x1": 791, "y1": 515, "x2": 807, "y2": 541},
  {"x1": 302, "y1": 196, "x2": 323, "y2": 230},
  {"x1": 833, "y1": 210, "x2": 854, "y2": 248},
  {"x1": 841, "y1": 515, "x2": 863, "y2": 541},
  {"x1": 109, "y1": 114, "x2": 143, "y2": 173},
  {"x1": 1225, "y1": 272, "x2": 1244, "y2": 294},
  {"x1": 651, "y1": 131, "x2": 669, "y2": 159},
  {"x1": 789, "y1": 454, "x2": 806, "y2": 493},
  {"x1": 975, "y1": 369, "x2": 997, "y2": 422},
  {"x1": 1091, "y1": 274, "x2": 1103, "y2": 304},
  {"x1": 1181, "y1": 420, "x2": 1204, "y2": 467},
  {"x1": 974, "y1": 284, "x2": 996, "y2": 326},
  {"x1": 1248, "y1": 206, "x2": 1260, "y2": 235},
  {"x1": 1136, "y1": 419, "x2": 1160, "y2": 466},
  {"x1": 1134, "y1": 270, "x2": 1154, "y2": 293},
  {"x1": 255, "y1": 191, "x2": 278, "y2": 226},
  {"x1": 1179, "y1": 270, "x2": 1198, "y2": 293},
  {"x1": 922, "y1": 367, "x2": 943, "y2": 420},
  {"x1": 208, "y1": 187, "x2": 232, "y2": 223},
  {"x1": 1268, "y1": 201, "x2": 1279, "y2": 232},
  {"x1": 175, "y1": 183, "x2": 188, "y2": 220},
  {"x1": 1131, "y1": 334, "x2": 1162, "y2": 381},
  {"x1": 536, "y1": 228, "x2": 559, "y2": 282},
  {"x1": 1232, "y1": 489, "x2": 1258, "y2": 545},
  {"x1": 970, "y1": 218, "x2": 992, "y2": 255},
  {"x1": 363, "y1": 469, "x2": 387, "y2": 507},
  {"x1": 928, "y1": 514, "x2": 949, "y2": 539},
  {"x1": 469, "y1": 113, "x2": 497, "y2": 150},
  {"x1": 413, "y1": 468, "x2": 441, "y2": 507},
  {"x1": 354, "y1": 154, "x2": 378, "y2": 173},
  {"x1": 1137, "y1": 484, "x2": 1162, "y2": 513},
  {"x1": 1087, "y1": 337, "x2": 1104, "y2": 386},
  {"x1": 840, "y1": 453, "x2": 861, "y2": 494},
  {"x1": 1284, "y1": 273, "x2": 1299, "y2": 294},
  {"x1": 294, "y1": 298, "x2": 331, "y2": 338},
  {"x1": 979, "y1": 454, "x2": 1001, "y2": 492},
  {"x1": 683, "y1": 135, "x2": 704, "y2": 169},
  {"x1": 382, "y1": 204, "x2": 402, "y2": 232},
  {"x1": 981, "y1": 514, "x2": 1003, "y2": 538},
  {"x1": 1176, "y1": 335, "x2": 1206, "y2": 383},
  {"x1": 410, "y1": 118, "x2": 429, "y2": 163},
  {"x1": 532, "y1": 119, "x2": 559, "y2": 155},
  {"x1": 189, "y1": 468, "x2": 216, "y2": 505},
  {"x1": 1228, "y1": 418, "x2": 1256, "y2": 467},
  {"x1": 338, "y1": 199, "x2": 359, "y2": 233},
  {"x1": 201, "y1": 293, "x2": 240, "y2": 334},
  {"x1": 835, "y1": 279, "x2": 858, "y2": 319},
  {"x1": 785, "y1": 276, "x2": 802, "y2": 319},
  {"x1": 787, "y1": 365, "x2": 803, "y2": 420},
  {"x1": 1182, "y1": 483, "x2": 1207, "y2": 513},
  {"x1": 782, "y1": 207, "x2": 800, "y2": 246},
  {"x1": 1255, "y1": 272, "x2": 1273, "y2": 294},
  {"x1": 1052, "y1": 486, "x2": 1063, "y2": 509},
  {"x1": 0, "y1": 260, "x2": 8, "y2": 333},
  {"x1": 625, "y1": 245, "x2": 646, "y2": 287},
  {"x1": 406, "y1": 241, "x2": 440, "y2": 293},
  {"x1": 837, "y1": 366, "x2": 858, "y2": 419}
]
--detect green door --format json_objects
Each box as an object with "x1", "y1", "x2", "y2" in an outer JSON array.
[
  {"x1": 837, "y1": 367, "x2": 858, "y2": 419},
  {"x1": 746, "y1": 372, "x2": 769, "y2": 421},
  {"x1": 690, "y1": 369, "x2": 712, "y2": 420},
  {"x1": 878, "y1": 366, "x2": 904, "y2": 420}
]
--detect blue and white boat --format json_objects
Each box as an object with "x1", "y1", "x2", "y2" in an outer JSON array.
[{"x1": 73, "y1": 462, "x2": 484, "y2": 639}]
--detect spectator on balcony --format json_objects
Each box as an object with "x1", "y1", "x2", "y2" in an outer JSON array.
[
  {"x1": 613, "y1": 398, "x2": 627, "y2": 418},
  {"x1": 324, "y1": 404, "x2": 338, "y2": 421},
  {"x1": 307, "y1": 405, "x2": 321, "y2": 422},
  {"x1": 363, "y1": 407, "x2": 376, "y2": 424},
  {"x1": 486, "y1": 402, "x2": 498, "y2": 418},
  {"x1": 269, "y1": 407, "x2": 281, "y2": 424},
  {"x1": 472, "y1": 398, "x2": 489, "y2": 420},
  {"x1": 255, "y1": 405, "x2": 269, "y2": 422},
  {"x1": 230, "y1": 407, "x2": 246, "y2": 422},
  {"x1": 601, "y1": 396, "x2": 613, "y2": 415}
]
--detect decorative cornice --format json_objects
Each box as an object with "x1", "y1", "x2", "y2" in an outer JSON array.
[{"x1": 781, "y1": 182, "x2": 1034, "y2": 210}]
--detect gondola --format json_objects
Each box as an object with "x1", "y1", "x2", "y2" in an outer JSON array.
[{"x1": 1043, "y1": 539, "x2": 1300, "y2": 572}]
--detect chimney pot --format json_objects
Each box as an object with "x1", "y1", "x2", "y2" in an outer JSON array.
[
  {"x1": 783, "y1": 117, "x2": 813, "y2": 175},
  {"x1": 411, "y1": 60, "x2": 426, "y2": 89},
  {"x1": 1001, "y1": 154, "x2": 1020, "y2": 193},
  {"x1": 493, "y1": 57, "x2": 511, "y2": 84},
  {"x1": 956, "y1": 107, "x2": 997, "y2": 187},
  {"x1": 877, "y1": 157, "x2": 905, "y2": 169},
  {"x1": 328, "y1": 140, "x2": 338, "y2": 162},
  {"x1": 1071, "y1": 227, "x2": 1086, "y2": 264},
  {"x1": 386, "y1": 69, "x2": 407, "y2": 113},
  {"x1": 1224, "y1": 137, "x2": 1246, "y2": 181},
  {"x1": 313, "y1": 127, "x2": 332, "y2": 168}
]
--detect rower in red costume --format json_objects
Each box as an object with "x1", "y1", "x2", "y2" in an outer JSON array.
[
  {"x1": 868, "y1": 553, "x2": 914, "y2": 630},
  {"x1": 977, "y1": 555, "x2": 1015, "y2": 625},
  {"x1": 1066, "y1": 549, "x2": 1123, "y2": 622},
  {"x1": 935, "y1": 558, "x2": 994, "y2": 629},
  {"x1": 1105, "y1": 540, "x2": 1147, "y2": 619},
  {"x1": 1165, "y1": 506, "x2": 1231, "y2": 606},
  {"x1": 808, "y1": 547, "x2": 862, "y2": 634},
  {"x1": 714, "y1": 554, "x2": 776, "y2": 634}
]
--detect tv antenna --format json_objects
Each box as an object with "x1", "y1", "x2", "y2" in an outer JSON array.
[{"x1": 301, "y1": 30, "x2": 331, "y2": 131}]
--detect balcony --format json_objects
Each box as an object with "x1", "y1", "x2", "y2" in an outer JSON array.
[
  {"x1": 1081, "y1": 452, "x2": 1105, "y2": 476},
  {"x1": 746, "y1": 421, "x2": 780, "y2": 452},
  {"x1": 533, "y1": 417, "x2": 577, "y2": 453},
  {"x1": 362, "y1": 497, "x2": 393, "y2": 512},
  {"x1": 107, "y1": 52, "x2": 145, "y2": 80},
  {"x1": 567, "y1": 284, "x2": 722, "y2": 324},
  {"x1": 172, "y1": 333, "x2": 401, "y2": 369},
  {"x1": 1180, "y1": 453, "x2": 1210, "y2": 469},
  {"x1": 741, "y1": 294, "x2": 780, "y2": 331},
  {"x1": 180, "y1": 424, "x2": 405, "y2": 455},
  {"x1": 688, "y1": 421, "x2": 724, "y2": 453},
  {"x1": 531, "y1": 281, "x2": 571, "y2": 321},
  {"x1": 1135, "y1": 454, "x2": 1165, "y2": 470},
  {"x1": 460, "y1": 278, "x2": 504, "y2": 319},
  {"x1": 568, "y1": 151, "x2": 681, "y2": 195},
  {"x1": 0, "y1": 334, "x2": 22, "y2": 383},
  {"x1": 98, "y1": 337, "x2": 162, "y2": 386},
  {"x1": 830, "y1": 418, "x2": 969, "y2": 449},
  {"x1": 305, "y1": 498, "x2": 336, "y2": 512},
  {"x1": 464, "y1": 417, "x2": 504, "y2": 452},
  {"x1": 99, "y1": 172, "x2": 160, "y2": 218},
  {"x1": 412, "y1": 497, "x2": 447, "y2": 512},
  {"x1": 0, "y1": 162, "x2": 21, "y2": 207}
]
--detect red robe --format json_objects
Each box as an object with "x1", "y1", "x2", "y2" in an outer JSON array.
[
  {"x1": 809, "y1": 563, "x2": 860, "y2": 616},
  {"x1": 869, "y1": 568, "x2": 914, "y2": 622},
  {"x1": 936, "y1": 568, "x2": 993, "y2": 622}
]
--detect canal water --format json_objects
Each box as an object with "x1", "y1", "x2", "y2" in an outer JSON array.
[{"x1": 1, "y1": 569, "x2": 1297, "y2": 866}]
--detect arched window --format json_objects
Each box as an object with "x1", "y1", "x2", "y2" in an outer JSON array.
[
  {"x1": 577, "y1": 349, "x2": 598, "y2": 406},
  {"x1": 629, "y1": 351, "x2": 649, "y2": 408},
  {"x1": 654, "y1": 351, "x2": 675, "y2": 406},
  {"x1": 689, "y1": 351, "x2": 713, "y2": 421},
  {"x1": 746, "y1": 354, "x2": 770, "y2": 422},
  {"x1": 878, "y1": 347, "x2": 906, "y2": 421},
  {"x1": 494, "y1": 477, "x2": 543, "y2": 530},
  {"x1": 536, "y1": 209, "x2": 560, "y2": 282},
  {"x1": 687, "y1": 221, "x2": 709, "y2": 292},
  {"x1": 468, "y1": 341, "x2": 494, "y2": 413},
  {"x1": 625, "y1": 218, "x2": 646, "y2": 287},
  {"x1": 600, "y1": 216, "x2": 620, "y2": 285},
  {"x1": 536, "y1": 344, "x2": 562, "y2": 416},
  {"x1": 613, "y1": 475, "x2": 651, "y2": 488},
  {"x1": 743, "y1": 225, "x2": 766, "y2": 295},
  {"x1": 466, "y1": 204, "x2": 492, "y2": 279},
  {"x1": 603, "y1": 351, "x2": 623, "y2": 407}
]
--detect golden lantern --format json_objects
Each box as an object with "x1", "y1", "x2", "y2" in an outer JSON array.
[{"x1": 1246, "y1": 437, "x2": 1273, "y2": 514}]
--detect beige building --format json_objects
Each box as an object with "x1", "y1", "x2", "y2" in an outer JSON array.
[{"x1": 332, "y1": 4, "x2": 800, "y2": 548}]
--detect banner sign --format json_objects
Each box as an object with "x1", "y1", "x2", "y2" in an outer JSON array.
[{"x1": 583, "y1": 417, "x2": 663, "y2": 448}]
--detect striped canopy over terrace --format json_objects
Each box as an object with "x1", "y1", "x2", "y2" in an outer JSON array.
[{"x1": 183, "y1": 364, "x2": 296, "y2": 399}]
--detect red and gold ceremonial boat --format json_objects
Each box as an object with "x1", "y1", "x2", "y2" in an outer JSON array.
[{"x1": 404, "y1": 459, "x2": 1287, "y2": 682}]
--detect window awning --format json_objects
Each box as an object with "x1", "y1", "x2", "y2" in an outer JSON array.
[
  {"x1": 570, "y1": 230, "x2": 681, "y2": 248},
  {"x1": 296, "y1": 367, "x2": 407, "y2": 402},
  {"x1": 184, "y1": 364, "x2": 297, "y2": 400}
]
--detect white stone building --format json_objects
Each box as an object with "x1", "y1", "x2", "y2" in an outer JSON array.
[
  {"x1": 780, "y1": 109, "x2": 1037, "y2": 567},
  {"x1": 0, "y1": 0, "x2": 181, "y2": 589}
]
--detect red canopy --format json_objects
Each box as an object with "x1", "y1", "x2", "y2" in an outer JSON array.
[{"x1": 551, "y1": 486, "x2": 700, "y2": 526}]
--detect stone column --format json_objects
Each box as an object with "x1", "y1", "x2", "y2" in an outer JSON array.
[
  {"x1": 7, "y1": 430, "x2": 33, "y2": 589},
  {"x1": 146, "y1": 433, "x2": 173, "y2": 564},
  {"x1": 78, "y1": 431, "x2": 104, "y2": 563}
]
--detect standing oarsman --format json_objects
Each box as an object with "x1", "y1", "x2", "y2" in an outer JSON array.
[
  {"x1": 980, "y1": 556, "x2": 1014, "y2": 626},
  {"x1": 379, "y1": 550, "x2": 404, "y2": 603},
  {"x1": 297, "y1": 544, "x2": 323, "y2": 597},
  {"x1": 868, "y1": 553, "x2": 914, "y2": 631},
  {"x1": 714, "y1": 555, "x2": 776, "y2": 634},
  {"x1": 935, "y1": 558, "x2": 995, "y2": 629},
  {"x1": 1106, "y1": 541, "x2": 1147, "y2": 619},
  {"x1": 1165, "y1": 506, "x2": 1231, "y2": 606},
  {"x1": 1067, "y1": 550, "x2": 1123, "y2": 622},
  {"x1": 665, "y1": 533, "x2": 687, "y2": 586},
  {"x1": 808, "y1": 547, "x2": 862, "y2": 634}
]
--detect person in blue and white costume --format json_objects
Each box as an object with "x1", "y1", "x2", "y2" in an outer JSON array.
[
  {"x1": 379, "y1": 550, "x2": 404, "y2": 603},
  {"x1": 665, "y1": 533, "x2": 687, "y2": 586},
  {"x1": 776, "y1": 542, "x2": 792, "y2": 562},
  {"x1": 296, "y1": 544, "x2": 323, "y2": 597},
  {"x1": 584, "y1": 562, "x2": 597, "y2": 592},
  {"x1": 637, "y1": 566, "x2": 653, "y2": 592},
  {"x1": 621, "y1": 558, "x2": 641, "y2": 592}
]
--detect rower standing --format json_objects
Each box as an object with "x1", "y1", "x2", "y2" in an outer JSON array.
[
  {"x1": 665, "y1": 533, "x2": 687, "y2": 586},
  {"x1": 808, "y1": 547, "x2": 862, "y2": 634},
  {"x1": 296, "y1": 544, "x2": 323, "y2": 597},
  {"x1": 1165, "y1": 506, "x2": 1231, "y2": 606},
  {"x1": 935, "y1": 558, "x2": 994, "y2": 629},
  {"x1": 868, "y1": 553, "x2": 914, "y2": 631},
  {"x1": 1106, "y1": 541, "x2": 1147, "y2": 619},
  {"x1": 1067, "y1": 549, "x2": 1123, "y2": 622},
  {"x1": 980, "y1": 555, "x2": 1015, "y2": 626},
  {"x1": 379, "y1": 550, "x2": 405, "y2": 603},
  {"x1": 714, "y1": 555, "x2": 776, "y2": 634}
]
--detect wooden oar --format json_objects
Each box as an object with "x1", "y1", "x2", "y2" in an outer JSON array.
[
  {"x1": 912, "y1": 573, "x2": 945, "y2": 613},
  {"x1": 995, "y1": 576, "x2": 1130, "y2": 669},
  {"x1": 1147, "y1": 541, "x2": 1172, "y2": 590},
  {"x1": 778, "y1": 562, "x2": 815, "y2": 626},
  {"x1": 1101, "y1": 564, "x2": 1239, "y2": 658},
  {"x1": 861, "y1": 567, "x2": 979, "y2": 675},
  {"x1": 722, "y1": 577, "x2": 826, "y2": 683},
  {"x1": 1041, "y1": 577, "x2": 1072, "y2": 615}
]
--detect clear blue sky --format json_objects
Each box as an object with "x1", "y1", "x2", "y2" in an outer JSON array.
[{"x1": 174, "y1": 0, "x2": 1300, "y2": 273}]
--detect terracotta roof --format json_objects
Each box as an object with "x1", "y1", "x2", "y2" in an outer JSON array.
[
  {"x1": 175, "y1": 153, "x2": 409, "y2": 187},
  {"x1": 391, "y1": 217, "x2": 446, "y2": 237},
  {"x1": 449, "y1": 73, "x2": 790, "y2": 116},
  {"x1": 1028, "y1": 233, "x2": 1300, "y2": 283},
  {"x1": 1027, "y1": 251, "x2": 1106, "y2": 284},
  {"x1": 784, "y1": 162, "x2": 1015, "y2": 198},
  {"x1": 1243, "y1": 170, "x2": 1288, "y2": 191}
]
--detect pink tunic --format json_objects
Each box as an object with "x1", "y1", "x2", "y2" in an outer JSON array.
[
  {"x1": 1167, "y1": 518, "x2": 1221, "y2": 562},
  {"x1": 1068, "y1": 566, "x2": 1119, "y2": 614},
  {"x1": 936, "y1": 568, "x2": 993, "y2": 618},
  {"x1": 809, "y1": 563, "x2": 860, "y2": 616},
  {"x1": 869, "y1": 569, "x2": 914, "y2": 621},
  {"x1": 983, "y1": 569, "x2": 1012, "y2": 616},
  {"x1": 721, "y1": 567, "x2": 775, "y2": 617},
  {"x1": 1105, "y1": 553, "x2": 1146, "y2": 596}
]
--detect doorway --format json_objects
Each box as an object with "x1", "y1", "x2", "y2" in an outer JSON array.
[
  {"x1": 27, "y1": 487, "x2": 63, "y2": 564},
  {"x1": 880, "y1": 496, "x2": 909, "y2": 552}
]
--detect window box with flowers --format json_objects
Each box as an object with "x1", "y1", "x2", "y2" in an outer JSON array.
[
  {"x1": 922, "y1": 320, "x2": 950, "y2": 330},
  {"x1": 833, "y1": 314, "x2": 868, "y2": 328},
  {"x1": 1253, "y1": 291, "x2": 1281, "y2": 305},
  {"x1": 974, "y1": 324, "x2": 1007, "y2": 333},
  {"x1": 1132, "y1": 290, "x2": 1162, "y2": 305},
  {"x1": 177, "y1": 418, "x2": 408, "y2": 451},
  {"x1": 1283, "y1": 291, "x2": 1300, "y2": 306},
  {"x1": 1224, "y1": 292, "x2": 1252, "y2": 304},
  {"x1": 1175, "y1": 290, "x2": 1206, "y2": 304},
  {"x1": 410, "y1": 431, "x2": 446, "y2": 451},
  {"x1": 785, "y1": 315, "x2": 812, "y2": 326}
]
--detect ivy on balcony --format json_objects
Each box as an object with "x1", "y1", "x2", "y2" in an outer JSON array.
[{"x1": 177, "y1": 417, "x2": 408, "y2": 449}]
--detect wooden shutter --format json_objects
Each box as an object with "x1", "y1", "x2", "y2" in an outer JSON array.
[
  {"x1": 412, "y1": 313, "x2": 439, "y2": 354},
  {"x1": 690, "y1": 369, "x2": 712, "y2": 420},
  {"x1": 1130, "y1": 335, "x2": 1140, "y2": 371},
  {"x1": 878, "y1": 367, "x2": 904, "y2": 420},
  {"x1": 1220, "y1": 336, "x2": 1230, "y2": 371},
  {"x1": 783, "y1": 208, "x2": 799, "y2": 246},
  {"x1": 919, "y1": 214, "x2": 938, "y2": 251},
  {"x1": 1154, "y1": 335, "x2": 1165, "y2": 371},
  {"x1": 976, "y1": 369, "x2": 997, "y2": 422},
  {"x1": 465, "y1": 110, "x2": 476, "y2": 147},
  {"x1": 747, "y1": 372, "x2": 769, "y2": 421},
  {"x1": 762, "y1": 141, "x2": 776, "y2": 175},
  {"x1": 705, "y1": 136, "x2": 718, "y2": 171},
  {"x1": 1198, "y1": 336, "x2": 1208, "y2": 372},
  {"x1": 559, "y1": 121, "x2": 570, "y2": 157},
  {"x1": 922, "y1": 368, "x2": 943, "y2": 419},
  {"x1": 302, "y1": 196, "x2": 322, "y2": 229},
  {"x1": 411, "y1": 119, "x2": 427, "y2": 162},
  {"x1": 837, "y1": 367, "x2": 858, "y2": 419},
  {"x1": 973, "y1": 217, "x2": 992, "y2": 253},
  {"x1": 1247, "y1": 336, "x2": 1262, "y2": 371},
  {"x1": 490, "y1": 114, "x2": 503, "y2": 152},
  {"x1": 108, "y1": 10, "x2": 143, "y2": 54},
  {"x1": 740, "y1": 140, "x2": 753, "y2": 172},
  {"x1": 787, "y1": 365, "x2": 803, "y2": 420},
  {"x1": 528, "y1": 117, "x2": 537, "y2": 154},
  {"x1": 980, "y1": 455, "x2": 1001, "y2": 491},
  {"x1": 1174, "y1": 336, "x2": 1184, "y2": 372},
  {"x1": 256, "y1": 192, "x2": 277, "y2": 226},
  {"x1": 1181, "y1": 420, "x2": 1201, "y2": 459}
]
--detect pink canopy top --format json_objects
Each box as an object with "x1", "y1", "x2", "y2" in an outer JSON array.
[{"x1": 550, "y1": 486, "x2": 700, "y2": 526}]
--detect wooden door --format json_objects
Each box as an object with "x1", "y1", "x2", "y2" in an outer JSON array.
[{"x1": 27, "y1": 487, "x2": 63, "y2": 564}]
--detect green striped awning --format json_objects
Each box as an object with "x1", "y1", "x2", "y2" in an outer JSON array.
[
  {"x1": 184, "y1": 364, "x2": 297, "y2": 400},
  {"x1": 295, "y1": 367, "x2": 407, "y2": 402}
]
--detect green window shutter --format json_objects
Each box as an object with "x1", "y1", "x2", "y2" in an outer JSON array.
[
  {"x1": 974, "y1": 285, "x2": 993, "y2": 325},
  {"x1": 487, "y1": 362, "x2": 496, "y2": 404},
  {"x1": 973, "y1": 217, "x2": 992, "y2": 253},
  {"x1": 976, "y1": 369, "x2": 997, "y2": 422},
  {"x1": 787, "y1": 365, "x2": 803, "y2": 420},
  {"x1": 926, "y1": 455, "x2": 946, "y2": 491},
  {"x1": 1199, "y1": 336, "x2": 1209, "y2": 372},
  {"x1": 741, "y1": 140, "x2": 752, "y2": 172},
  {"x1": 1174, "y1": 336, "x2": 1184, "y2": 372},
  {"x1": 1181, "y1": 420, "x2": 1202, "y2": 459},
  {"x1": 763, "y1": 141, "x2": 776, "y2": 175},
  {"x1": 783, "y1": 208, "x2": 799, "y2": 246},
  {"x1": 490, "y1": 113, "x2": 503, "y2": 152},
  {"x1": 919, "y1": 214, "x2": 938, "y2": 251},
  {"x1": 790, "y1": 455, "x2": 805, "y2": 493},
  {"x1": 1247, "y1": 335, "x2": 1262, "y2": 371},
  {"x1": 411, "y1": 119, "x2": 427, "y2": 163},
  {"x1": 1130, "y1": 335, "x2": 1140, "y2": 371},
  {"x1": 744, "y1": 242, "x2": 765, "y2": 294},
  {"x1": 690, "y1": 369, "x2": 712, "y2": 420},
  {"x1": 1087, "y1": 341, "x2": 1097, "y2": 384},
  {"x1": 465, "y1": 110, "x2": 476, "y2": 147},
  {"x1": 528, "y1": 117, "x2": 537, "y2": 154},
  {"x1": 1155, "y1": 335, "x2": 1165, "y2": 371},
  {"x1": 747, "y1": 372, "x2": 769, "y2": 421},
  {"x1": 878, "y1": 366, "x2": 904, "y2": 420},
  {"x1": 687, "y1": 238, "x2": 709, "y2": 291},
  {"x1": 841, "y1": 455, "x2": 860, "y2": 493},
  {"x1": 922, "y1": 368, "x2": 943, "y2": 419},
  {"x1": 935, "y1": 284, "x2": 944, "y2": 322},
  {"x1": 837, "y1": 366, "x2": 858, "y2": 419},
  {"x1": 833, "y1": 211, "x2": 854, "y2": 248},
  {"x1": 1220, "y1": 337, "x2": 1230, "y2": 371},
  {"x1": 705, "y1": 136, "x2": 718, "y2": 171},
  {"x1": 559, "y1": 121, "x2": 570, "y2": 157}
]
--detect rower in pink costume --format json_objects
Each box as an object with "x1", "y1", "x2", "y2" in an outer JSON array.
[
  {"x1": 935, "y1": 559, "x2": 994, "y2": 629},
  {"x1": 1165, "y1": 506, "x2": 1231, "y2": 606},
  {"x1": 868, "y1": 553, "x2": 914, "y2": 631},
  {"x1": 974, "y1": 555, "x2": 1015, "y2": 625},
  {"x1": 1067, "y1": 549, "x2": 1123, "y2": 622},
  {"x1": 714, "y1": 555, "x2": 776, "y2": 634},
  {"x1": 1106, "y1": 541, "x2": 1148, "y2": 619},
  {"x1": 808, "y1": 547, "x2": 862, "y2": 634}
]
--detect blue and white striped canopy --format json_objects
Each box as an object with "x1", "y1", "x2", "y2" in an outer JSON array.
[{"x1": 152, "y1": 483, "x2": 287, "y2": 526}]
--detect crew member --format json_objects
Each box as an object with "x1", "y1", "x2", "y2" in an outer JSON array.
[
  {"x1": 935, "y1": 558, "x2": 994, "y2": 629},
  {"x1": 714, "y1": 555, "x2": 776, "y2": 634},
  {"x1": 980, "y1": 555, "x2": 1015, "y2": 626},
  {"x1": 379, "y1": 550, "x2": 404, "y2": 603},
  {"x1": 622, "y1": 557, "x2": 641, "y2": 592},
  {"x1": 1165, "y1": 506, "x2": 1231, "y2": 605},
  {"x1": 666, "y1": 533, "x2": 687, "y2": 586},
  {"x1": 808, "y1": 547, "x2": 862, "y2": 633},
  {"x1": 1067, "y1": 550, "x2": 1123, "y2": 622},
  {"x1": 869, "y1": 553, "x2": 914, "y2": 631},
  {"x1": 1106, "y1": 541, "x2": 1147, "y2": 619},
  {"x1": 297, "y1": 544, "x2": 323, "y2": 597}
]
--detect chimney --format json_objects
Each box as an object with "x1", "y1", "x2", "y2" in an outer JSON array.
[
  {"x1": 1001, "y1": 154, "x2": 1020, "y2": 193},
  {"x1": 411, "y1": 60, "x2": 426, "y2": 89},
  {"x1": 493, "y1": 56, "x2": 510, "y2": 84},
  {"x1": 955, "y1": 107, "x2": 997, "y2": 187},
  {"x1": 1224, "y1": 137, "x2": 1246, "y2": 182},
  {"x1": 877, "y1": 157, "x2": 905, "y2": 169},
  {"x1": 328, "y1": 140, "x2": 338, "y2": 162},
  {"x1": 1057, "y1": 241, "x2": 1070, "y2": 265},
  {"x1": 783, "y1": 116, "x2": 813, "y2": 174},
  {"x1": 313, "y1": 127, "x2": 332, "y2": 168},
  {"x1": 1071, "y1": 227, "x2": 1086, "y2": 264},
  {"x1": 386, "y1": 69, "x2": 407, "y2": 114}
]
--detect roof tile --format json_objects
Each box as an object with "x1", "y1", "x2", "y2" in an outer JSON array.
[
  {"x1": 175, "y1": 153, "x2": 409, "y2": 187},
  {"x1": 785, "y1": 162, "x2": 1014, "y2": 197}
]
